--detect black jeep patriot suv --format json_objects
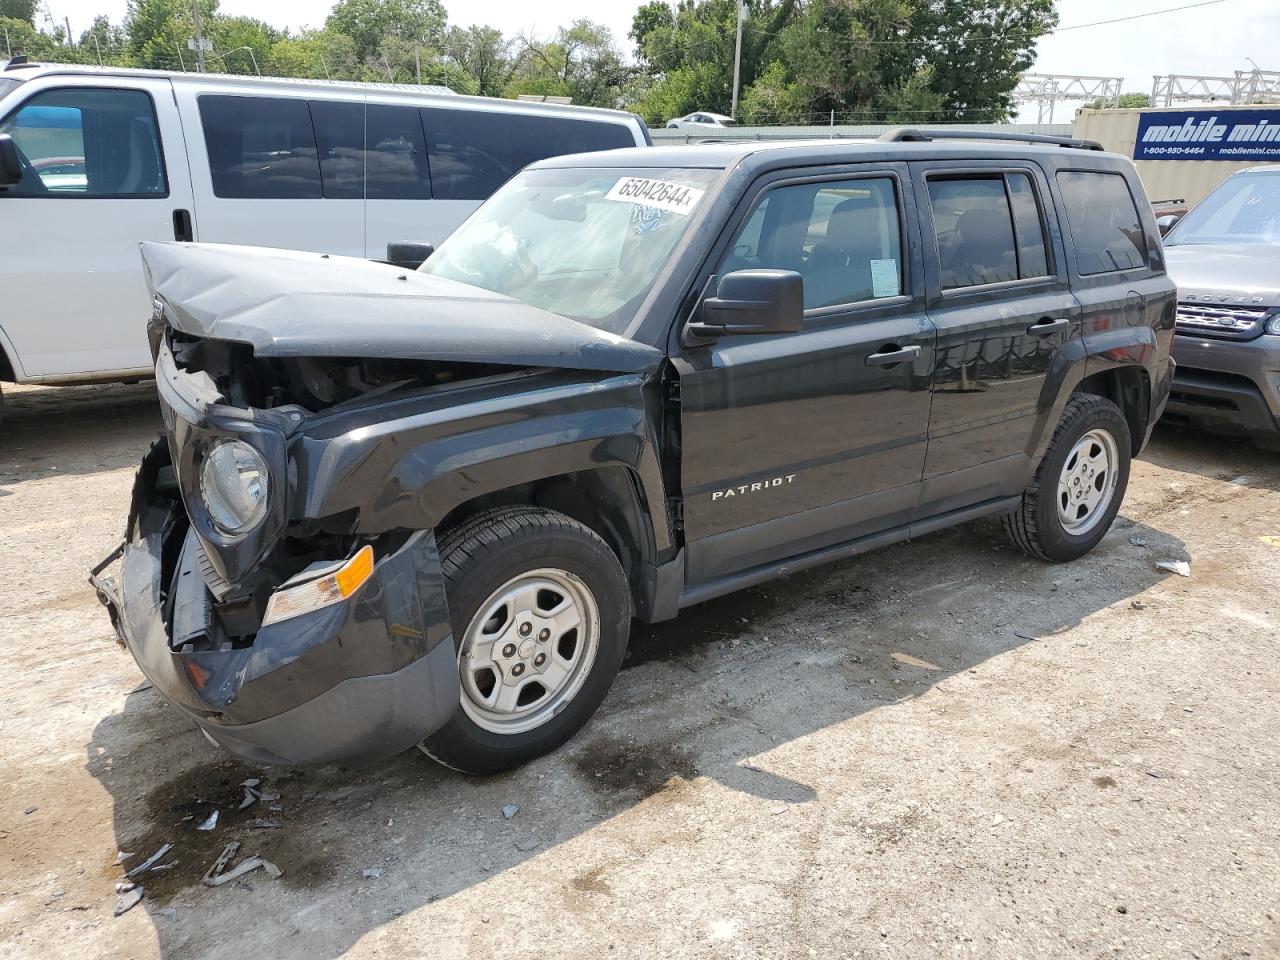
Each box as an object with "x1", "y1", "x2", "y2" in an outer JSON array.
[{"x1": 94, "y1": 130, "x2": 1175, "y2": 773}]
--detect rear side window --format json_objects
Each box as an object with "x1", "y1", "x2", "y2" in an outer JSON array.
[
  {"x1": 421, "y1": 108, "x2": 634, "y2": 200},
  {"x1": 0, "y1": 87, "x2": 166, "y2": 197},
  {"x1": 199, "y1": 95, "x2": 321, "y2": 199},
  {"x1": 1057, "y1": 170, "x2": 1147, "y2": 274},
  {"x1": 927, "y1": 174, "x2": 1051, "y2": 290},
  {"x1": 719, "y1": 176, "x2": 904, "y2": 311},
  {"x1": 310, "y1": 100, "x2": 430, "y2": 200}
]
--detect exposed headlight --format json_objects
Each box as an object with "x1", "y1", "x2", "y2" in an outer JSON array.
[
  {"x1": 1266, "y1": 314, "x2": 1280, "y2": 336},
  {"x1": 200, "y1": 440, "x2": 269, "y2": 536}
]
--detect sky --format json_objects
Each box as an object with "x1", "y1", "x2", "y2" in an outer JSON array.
[{"x1": 35, "y1": 0, "x2": 1280, "y2": 123}]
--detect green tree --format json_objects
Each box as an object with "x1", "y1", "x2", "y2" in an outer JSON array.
[
  {"x1": 1085, "y1": 92, "x2": 1151, "y2": 110},
  {"x1": 78, "y1": 15, "x2": 130, "y2": 65},
  {"x1": 266, "y1": 28, "x2": 358, "y2": 80},
  {"x1": 0, "y1": 0, "x2": 36, "y2": 25},
  {"x1": 208, "y1": 16, "x2": 277, "y2": 74},
  {"x1": 443, "y1": 25, "x2": 511, "y2": 98},
  {"x1": 325, "y1": 0, "x2": 446, "y2": 62},
  {"x1": 124, "y1": 0, "x2": 219, "y2": 71},
  {"x1": 507, "y1": 20, "x2": 632, "y2": 108}
]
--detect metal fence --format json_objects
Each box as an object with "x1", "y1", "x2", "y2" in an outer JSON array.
[{"x1": 650, "y1": 122, "x2": 1074, "y2": 143}]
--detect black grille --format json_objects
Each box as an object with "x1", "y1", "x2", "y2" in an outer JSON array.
[{"x1": 1174, "y1": 302, "x2": 1268, "y2": 341}]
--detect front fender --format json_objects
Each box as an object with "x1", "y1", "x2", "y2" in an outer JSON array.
[{"x1": 291, "y1": 371, "x2": 672, "y2": 553}]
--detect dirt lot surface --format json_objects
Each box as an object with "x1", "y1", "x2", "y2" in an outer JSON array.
[{"x1": 1, "y1": 381, "x2": 1278, "y2": 960}]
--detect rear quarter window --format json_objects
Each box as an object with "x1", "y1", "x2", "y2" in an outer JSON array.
[{"x1": 1056, "y1": 170, "x2": 1147, "y2": 275}]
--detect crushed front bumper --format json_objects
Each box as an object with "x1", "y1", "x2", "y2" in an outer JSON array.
[{"x1": 92, "y1": 462, "x2": 459, "y2": 766}]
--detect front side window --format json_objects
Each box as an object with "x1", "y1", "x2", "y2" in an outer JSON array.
[
  {"x1": 422, "y1": 166, "x2": 720, "y2": 335},
  {"x1": 928, "y1": 175, "x2": 1040, "y2": 290},
  {"x1": 421, "y1": 108, "x2": 635, "y2": 201},
  {"x1": 1057, "y1": 170, "x2": 1147, "y2": 274},
  {"x1": 719, "y1": 177, "x2": 904, "y2": 310},
  {"x1": 199, "y1": 95, "x2": 321, "y2": 199},
  {"x1": 1165, "y1": 171, "x2": 1280, "y2": 246},
  {"x1": 0, "y1": 87, "x2": 166, "y2": 197}
]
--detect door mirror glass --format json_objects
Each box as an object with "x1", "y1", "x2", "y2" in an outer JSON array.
[
  {"x1": 0, "y1": 134, "x2": 20, "y2": 187},
  {"x1": 1156, "y1": 213, "x2": 1182, "y2": 237},
  {"x1": 386, "y1": 240, "x2": 435, "y2": 269},
  {"x1": 688, "y1": 269, "x2": 804, "y2": 340}
]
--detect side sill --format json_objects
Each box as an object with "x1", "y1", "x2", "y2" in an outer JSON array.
[{"x1": 677, "y1": 495, "x2": 1021, "y2": 610}]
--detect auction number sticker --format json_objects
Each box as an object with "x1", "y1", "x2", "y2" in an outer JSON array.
[{"x1": 605, "y1": 177, "x2": 705, "y2": 216}]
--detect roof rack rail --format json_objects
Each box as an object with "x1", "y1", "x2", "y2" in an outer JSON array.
[{"x1": 877, "y1": 127, "x2": 1105, "y2": 152}]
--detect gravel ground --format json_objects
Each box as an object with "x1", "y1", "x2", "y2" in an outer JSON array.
[{"x1": 1, "y1": 381, "x2": 1277, "y2": 960}]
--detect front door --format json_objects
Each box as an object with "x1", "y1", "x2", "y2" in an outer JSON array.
[
  {"x1": 673, "y1": 165, "x2": 936, "y2": 584},
  {"x1": 0, "y1": 76, "x2": 194, "y2": 379},
  {"x1": 910, "y1": 161, "x2": 1081, "y2": 515}
]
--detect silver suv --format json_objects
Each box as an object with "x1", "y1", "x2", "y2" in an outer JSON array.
[{"x1": 1162, "y1": 167, "x2": 1280, "y2": 449}]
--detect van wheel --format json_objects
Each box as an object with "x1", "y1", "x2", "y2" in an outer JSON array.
[
  {"x1": 421, "y1": 507, "x2": 631, "y2": 775},
  {"x1": 1004, "y1": 394, "x2": 1131, "y2": 563}
]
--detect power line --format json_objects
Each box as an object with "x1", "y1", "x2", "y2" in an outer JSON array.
[{"x1": 743, "y1": 0, "x2": 1230, "y2": 45}]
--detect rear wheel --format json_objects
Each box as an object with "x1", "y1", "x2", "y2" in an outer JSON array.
[
  {"x1": 1004, "y1": 394, "x2": 1131, "y2": 562},
  {"x1": 421, "y1": 506, "x2": 631, "y2": 775}
]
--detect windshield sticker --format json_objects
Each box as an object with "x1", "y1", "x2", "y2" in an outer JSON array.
[
  {"x1": 630, "y1": 205, "x2": 665, "y2": 235},
  {"x1": 605, "y1": 177, "x2": 705, "y2": 216},
  {"x1": 870, "y1": 259, "x2": 900, "y2": 298}
]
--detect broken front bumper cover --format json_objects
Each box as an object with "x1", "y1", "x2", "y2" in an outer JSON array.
[{"x1": 93, "y1": 514, "x2": 460, "y2": 767}]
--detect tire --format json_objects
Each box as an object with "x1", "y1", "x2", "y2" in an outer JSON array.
[
  {"x1": 421, "y1": 506, "x2": 631, "y2": 775},
  {"x1": 1003, "y1": 394, "x2": 1132, "y2": 563}
]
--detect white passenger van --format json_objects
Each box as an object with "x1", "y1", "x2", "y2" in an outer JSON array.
[{"x1": 0, "y1": 61, "x2": 650, "y2": 395}]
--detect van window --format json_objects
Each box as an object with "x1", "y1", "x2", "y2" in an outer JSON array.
[
  {"x1": 718, "y1": 176, "x2": 904, "y2": 310},
  {"x1": 0, "y1": 87, "x2": 166, "y2": 197},
  {"x1": 1057, "y1": 170, "x2": 1147, "y2": 274},
  {"x1": 420, "y1": 108, "x2": 634, "y2": 200},
  {"x1": 199, "y1": 95, "x2": 321, "y2": 199},
  {"x1": 310, "y1": 100, "x2": 431, "y2": 200}
]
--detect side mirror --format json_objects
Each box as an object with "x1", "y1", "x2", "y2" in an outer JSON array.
[
  {"x1": 386, "y1": 240, "x2": 435, "y2": 270},
  {"x1": 1156, "y1": 213, "x2": 1182, "y2": 237},
  {"x1": 0, "y1": 135, "x2": 22, "y2": 188},
  {"x1": 686, "y1": 269, "x2": 804, "y2": 341}
]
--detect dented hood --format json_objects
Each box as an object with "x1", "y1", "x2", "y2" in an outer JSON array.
[{"x1": 140, "y1": 242, "x2": 662, "y2": 374}]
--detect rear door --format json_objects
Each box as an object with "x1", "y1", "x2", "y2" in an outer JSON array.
[
  {"x1": 0, "y1": 75, "x2": 193, "y2": 379},
  {"x1": 674, "y1": 164, "x2": 936, "y2": 584},
  {"x1": 911, "y1": 161, "x2": 1080, "y2": 515},
  {"x1": 172, "y1": 86, "x2": 363, "y2": 257}
]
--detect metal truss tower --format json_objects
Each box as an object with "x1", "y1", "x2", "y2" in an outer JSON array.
[
  {"x1": 1151, "y1": 69, "x2": 1280, "y2": 107},
  {"x1": 1012, "y1": 74, "x2": 1124, "y2": 123}
]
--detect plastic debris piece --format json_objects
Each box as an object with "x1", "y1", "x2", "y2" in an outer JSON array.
[
  {"x1": 113, "y1": 885, "x2": 144, "y2": 916},
  {"x1": 246, "y1": 819, "x2": 283, "y2": 829},
  {"x1": 1128, "y1": 535, "x2": 1148, "y2": 547},
  {"x1": 240, "y1": 778, "x2": 261, "y2": 788},
  {"x1": 258, "y1": 792, "x2": 280, "y2": 803},
  {"x1": 502, "y1": 804, "x2": 519, "y2": 820},
  {"x1": 201, "y1": 842, "x2": 240, "y2": 885},
  {"x1": 115, "y1": 851, "x2": 134, "y2": 864},
  {"x1": 1155, "y1": 559, "x2": 1191, "y2": 577},
  {"x1": 239, "y1": 787, "x2": 259, "y2": 810},
  {"x1": 115, "y1": 881, "x2": 136, "y2": 894},
  {"x1": 150, "y1": 861, "x2": 179, "y2": 872},
  {"x1": 196, "y1": 810, "x2": 219, "y2": 831},
  {"x1": 203, "y1": 856, "x2": 282, "y2": 887},
  {"x1": 126, "y1": 843, "x2": 174, "y2": 878},
  {"x1": 362, "y1": 867, "x2": 383, "y2": 879}
]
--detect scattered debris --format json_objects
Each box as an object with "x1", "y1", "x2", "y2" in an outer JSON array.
[
  {"x1": 501, "y1": 804, "x2": 519, "y2": 820},
  {"x1": 1013, "y1": 631, "x2": 1038, "y2": 642},
  {"x1": 196, "y1": 810, "x2": 219, "y2": 831},
  {"x1": 241, "y1": 778, "x2": 261, "y2": 789},
  {"x1": 203, "y1": 856, "x2": 282, "y2": 887},
  {"x1": 239, "y1": 788, "x2": 258, "y2": 810},
  {"x1": 202, "y1": 842, "x2": 240, "y2": 885},
  {"x1": 514, "y1": 836, "x2": 542, "y2": 852},
  {"x1": 126, "y1": 843, "x2": 174, "y2": 878},
  {"x1": 1131, "y1": 600, "x2": 1147, "y2": 610},
  {"x1": 113, "y1": 884, "x2": 144, "y2": 917},
  {"x1": 1129, "y1": 535, "x2": 1148, "y2": 547},
  {"x1": 23, "y1": 806, "x2": 37, "y2": 815},
  {"x1": 361, "y1": 867, "x2": 383, "y2": 879},
  {"x1": 991, "y1": 815, "x2": 1005, "y2": 827},
  {"x1": 1155, "y1": 559, "x2": 1191, "y2": 578},
  {"x1": 115, "y1": 851, "x2": 134, "y2": 864},
  {"x1": 259, "y1": 792, "x2": 281, "y2": 804},
  {"x1": 246, "y1": 818, "x2": 283, "y2": 830},
  {"x1": 150, "y1": 861, "x2": 179, "y2": 872}
]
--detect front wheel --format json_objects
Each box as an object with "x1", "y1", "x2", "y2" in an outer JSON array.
[
  {"x1": 1004, "y1": 394, "x2": 1132, "y2": 562},
  {"x1": 420, "y1": 506, "x2": 631, "y2": 775}
]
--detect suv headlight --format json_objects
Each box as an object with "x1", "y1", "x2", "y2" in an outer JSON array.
[
  {"x1": 200, "y1": 440, "x2": 269, "y2": 536},
  {"x1": 1266, "y1": 314, "x2": 1280, "y2": 336}
]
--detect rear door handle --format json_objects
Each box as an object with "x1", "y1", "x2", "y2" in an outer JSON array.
[
  {"x1": 1027, "y1": 317, "x2": 1071, "y2": 337},
  {"x1": 172, "y1": 208, "x2": 193, "y2": 242},
  {"x1": 865, "y1": 344, "x2": 921, "y2": 367}
]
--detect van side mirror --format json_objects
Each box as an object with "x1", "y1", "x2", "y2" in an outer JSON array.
[
  {"x1": 1155, "y1": 214, "x2": 1182, "y2": 237},
  {"x1": 0, "y1": 135, "x2": 22, "y2": 188},
  {"x1": 386, "y1": 241, "x2": 435, "y2": 270},
  {"x1": 686, "y1": 269, "x2": 804, "y2": 341}
]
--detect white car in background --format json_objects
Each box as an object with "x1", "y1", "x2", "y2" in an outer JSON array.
[{"x1": 665, "y1": 111, "x2": 736, "y2": 130}]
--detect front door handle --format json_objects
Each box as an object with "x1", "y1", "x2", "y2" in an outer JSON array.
[
  {"x1": 865, "y1": 344, "x2": 921, "y2": 367},
  {"x1": 1027, "y1": 317, "x2": 1071, "y2": 337}
]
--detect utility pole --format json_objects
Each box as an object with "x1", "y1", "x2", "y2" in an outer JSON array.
[
  {"x1": 192, "y1": 0, "x2": 206, "y2": 72},
  {"x1": 65, "y1": 17, "x2": 73, "y2": 48},
  {"x1": 730, "y1": 0, "x2": 744, "y2": 119},
  {"x1": 416, "y1": 44, "x2": 421, "y2": 84}
]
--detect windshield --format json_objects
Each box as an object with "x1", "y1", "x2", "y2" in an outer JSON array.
[
  {"x1": 1167, "y1": 172, "x2": 1280, "y2": 246},
  {"x1": 420, "y1": 166, "x2": 720, "y2": 335}
]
